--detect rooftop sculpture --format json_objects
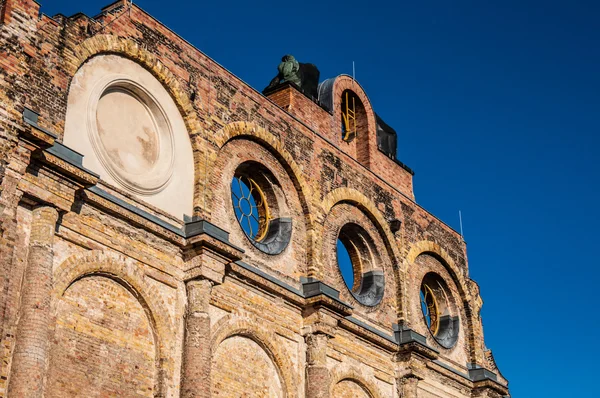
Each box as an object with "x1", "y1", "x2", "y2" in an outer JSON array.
[{"x1": 263, "y1": 54, "x2": 320, "y2": 99}]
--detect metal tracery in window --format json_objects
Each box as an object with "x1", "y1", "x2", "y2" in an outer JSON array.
[
  {"x1": 420, "y1": 283, "x2": 440, "y2": 335},
  {"x1": 341, "y1": 90, "x2": 357, "y2": 142},
  {"x1": 231, "y1": 175, "x2": 270, "y2": 242},
  {"x1": 230, "y1": 162, "x2": 292, "y2": 255}
]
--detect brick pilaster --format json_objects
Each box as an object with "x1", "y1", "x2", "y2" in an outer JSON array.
[
  {"x1": 180, "y1": 278, "x2": 214, "y2": 398},
  {"x1": 472, "y1": 388, "x2": 504, "y2": 398},
  {"x1": 305, "y1": 332, "x2": 331, "y2": 398},
  {"x1": 7, "y1": 206, "x2": 58, "y2": 398},
  {"x1": 397, "y1": 375, "x2": 419, "y2": 398}
]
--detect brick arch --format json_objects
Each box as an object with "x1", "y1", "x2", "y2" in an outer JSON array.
[
  {"x1": 52, "y1": 250, "x2": 175, "y2": 395},
  {"x1": 210, "y1": 315, "x2": 296, "y2": 398},
  {"x1": 212, "y1": 121, "x2": 318, "y2": 274},
  {"x1": 332, "y1": 75, "x2": 377, "y2": 166},
  {"x1": 406, "y1": 241, "x2": 470, "y2": 301},
  {"x1": 65, "y1": 34, "x2": 202, "y2": 137},
  {"x1": 320, "y1": 187, "x2": 402, "y2": 285},
  {"x1": 329, "y1": 366, "x2": 382, "y2": 398},
  {"x1": 406, "y1": 240, "x2": 479, "y2": 362}
]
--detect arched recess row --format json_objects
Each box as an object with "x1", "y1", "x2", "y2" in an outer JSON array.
[
  {"x1": 406, "y1": 240, "x2": 480, "y2": 363},
  {"x1": 320, "y1": 187, "x2": 404, "y2": 317},
  {"x1": 207, "y1": 122, "x2": 318, "y2": 272},
  {"x1": 51, "y1": 250, "x2": 176, "y2": 396},
  {"x1": 210, "y1": 316, "x2": 296, "y2": 398},
  {"x1": 329, "y1": 366, "x2": 382, "y2": 398}
]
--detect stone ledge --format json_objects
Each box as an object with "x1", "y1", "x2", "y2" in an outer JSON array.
[
  {"x1": 339, "y1": 316, "x2": 398, "y2": 352},
  {"x1": 34, "y1": 142, "x2": 99, "y2": 186},
  {"x1": 21, "y1": 108, "x2": 56, "y2": 146}
]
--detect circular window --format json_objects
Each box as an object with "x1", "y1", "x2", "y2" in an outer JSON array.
[
  {"x1": 230, "y1": 163, "x2": 292, "y2": 255},
  {"x1": 89, "y1": 79, "x2": 174, "y2": 195},
  {"x1": 231, "y1": 175, "x2": 270, "y2": 241},
  {"x1": 336, "y1": 224, "x2": 384, "y2": 307},
  {"x1": 420, "y1": 273, "x2": 460, "y2": 348}
]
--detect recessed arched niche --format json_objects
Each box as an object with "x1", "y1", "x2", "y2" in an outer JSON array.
[
  {"x1": 63, "y1": 54, "x2": 194, "y2": 219},
  {"x1": 211, "y1": 335, "x2": 284, "y2": 397},
  {"x1": 332, "y1": 380, "x2": 372, "y2": 398},
  {"x1": 46, "y1": 276, "x2": 157, "y2": 397}
]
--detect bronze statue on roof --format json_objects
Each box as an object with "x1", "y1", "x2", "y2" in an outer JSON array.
[{"x1": 263, "y1": 55, "x2": 320, "y2": 99}]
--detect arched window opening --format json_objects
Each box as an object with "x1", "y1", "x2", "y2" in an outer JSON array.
[
  {"x1": 420, "y1": 273, "x2": 460, "y2": 348},
  {"x1": 336, "y1": 223, "x2": 384, "y2": 306},
  {"x1": 340, "y1": 90, "x2": 367, "y2": 143},
  {"x1": 230, "y1": 162, "x2": 292, "y2": 255}
]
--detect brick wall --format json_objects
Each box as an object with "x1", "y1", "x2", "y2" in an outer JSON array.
[
  {"x1": 47, "y1": 276, "x2": 156, "y2": 397},
  {"x1": 0, "y1": 1, "x2": 508, "y2": 397}
]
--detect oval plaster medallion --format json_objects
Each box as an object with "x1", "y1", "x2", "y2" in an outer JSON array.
[{"x1": 88, "y1": 78, "x2": 174, "y2": 195}]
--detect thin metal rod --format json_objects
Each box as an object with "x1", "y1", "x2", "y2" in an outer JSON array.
[{"x1": 459, "y1": 210, "x2": 464, "y2": 239}]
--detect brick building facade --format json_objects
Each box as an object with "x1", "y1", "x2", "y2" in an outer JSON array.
[{"x1": 0, "y1": 1, "x2": 509, "y2": 397}]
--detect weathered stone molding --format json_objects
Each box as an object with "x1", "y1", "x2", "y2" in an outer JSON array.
[
  {"x1": 396, "y1": 375, "x2": 420, "y2": 398},
  {"x1": 305, "y1": 332, "x2": 331, "y2": 398}
]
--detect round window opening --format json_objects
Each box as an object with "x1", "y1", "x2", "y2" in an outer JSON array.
[
  {"x1": 230, "y1": 163, "x2": 292, "y2": 255},
  {"x1": 420, "y1": 273, "x2": 460, "y2": 349},
  {"x1": 336, "y1": 224, "x2": 384, "y2": 307},
  {"x1": 90, "y1": 80, "x2": 175, "y2": 195}
]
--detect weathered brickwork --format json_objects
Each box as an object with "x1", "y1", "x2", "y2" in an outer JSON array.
[
  {"x1": 47, "y1": 276, "x2": 156, "y2": 397},
  {"x1": 0, "y1": 1, "x2": 509, "y2": 397}
]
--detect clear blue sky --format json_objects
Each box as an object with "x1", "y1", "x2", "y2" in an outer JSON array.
[{"x1": 43, "y1": 1, "x2": 600, "y2": 396}]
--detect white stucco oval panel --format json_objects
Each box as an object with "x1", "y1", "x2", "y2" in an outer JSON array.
[{"x1": 64, "y1": 55, "x2": 193, "y2": 219}]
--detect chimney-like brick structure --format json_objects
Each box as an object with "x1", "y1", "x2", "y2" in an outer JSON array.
[{"x1": 265, "y1": 83, "x2": 337, "y2": 144}]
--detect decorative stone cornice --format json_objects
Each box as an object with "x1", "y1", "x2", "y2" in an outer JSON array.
[
  {"x1": 20, "y1": 109, "x2": 98, "y2": 186},
  {"x1": 21, "y1": 107, "x2": 56, "y2": 147},
  {"x1": 181, "y1": 235, "x2": 243, "y2": 284},
  {"x1": 228, "y1": 261, "x2": 305, "y2": 306},
  {"x1": 469, "y1": 365, "x2": 509, "y2": 396},
  {"x1": 394, "y1": 323, "x2": 439, "y2": 360},
  {"x1": 33, "y1": 143, "x2": 99, "y2": 186},
  {"x1": 338, "y1": 316, "x2": 398, "y2": 351}
]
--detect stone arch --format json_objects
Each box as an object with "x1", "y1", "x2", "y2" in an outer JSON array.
[
  {"x1": 212, "y1": 122, "x2": 312, "y2": 209},
  {"x1": 52, "y1": 250, "x2": 175, "y2": 395},
  {"x1": 210, "y1": 316, "x2": 296, "y2": 398},
  {"x1": 406, "y1": 241, "x2": 470, "y2": 301},
  {"x1": 211, "y1": 121, "x2": 318, "y2": 274},
  {"x1": 65, "y1": 34, "x2": 201, "y2": 134},
  {"x1": 406, "y1": 240, "x2": 479, "y2": 362},
  {"x1": 330, "y1": 366, "x2": 382, "y2": 398},
  {"x1": 320, "y1": 188, "x2": 402, "y2": 308}
]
